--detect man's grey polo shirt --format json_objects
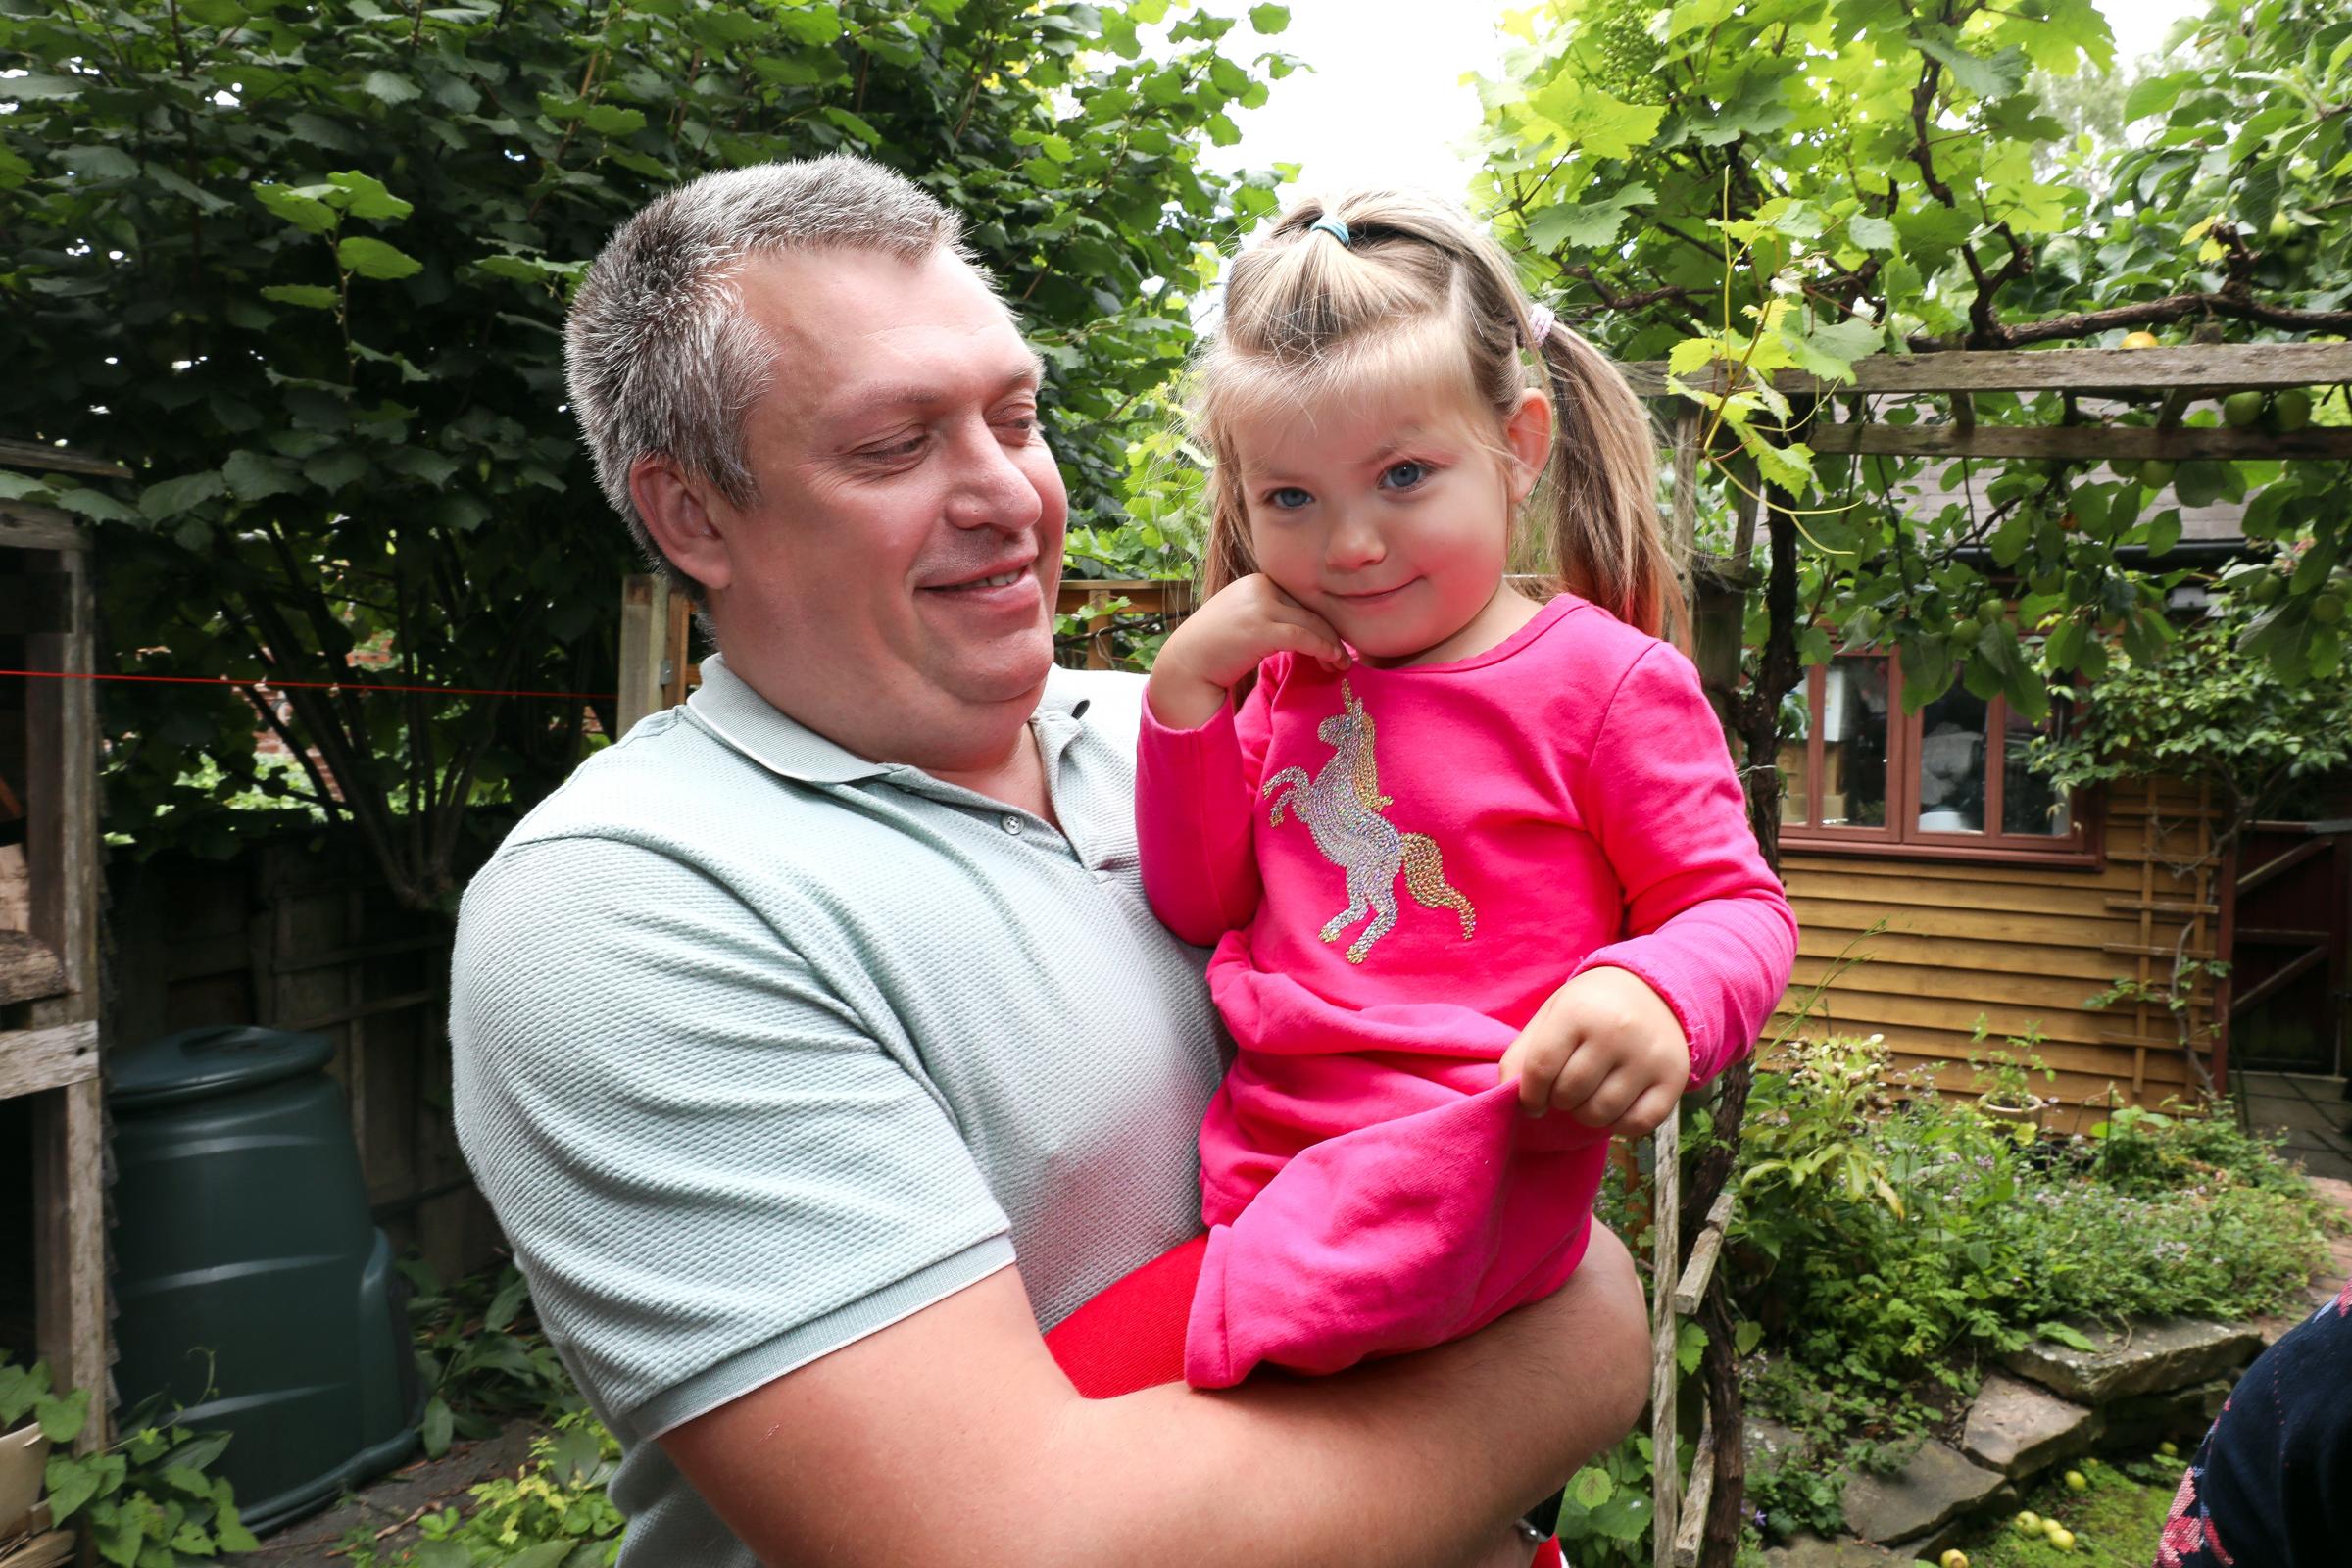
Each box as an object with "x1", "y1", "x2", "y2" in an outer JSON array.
[{"x1": 450, "y1": 654, "x2": 1222, "y2": 1564}]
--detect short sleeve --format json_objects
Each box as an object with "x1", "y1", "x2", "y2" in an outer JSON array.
[{"x1": 450, "y1": 834, "x2": 1013, "y2": 1442}]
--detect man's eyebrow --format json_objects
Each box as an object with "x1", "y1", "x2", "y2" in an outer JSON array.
[{"x1": 833, "y1": 356, "x2": 1046, "y2": 423}]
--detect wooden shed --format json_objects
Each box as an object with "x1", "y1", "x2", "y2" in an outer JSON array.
[{"x1": 2, "y1": 446, "x2": 110, "y2": 1562}]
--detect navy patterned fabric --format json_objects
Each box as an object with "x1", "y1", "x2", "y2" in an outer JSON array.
[{"x1": 2158, "y1": 1274, "x2": 2352, "y2": 1567}]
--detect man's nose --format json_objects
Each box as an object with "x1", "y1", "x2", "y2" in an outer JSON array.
[{"x1": 944, "y1": 418, "x2": 1044, "y2": 533}]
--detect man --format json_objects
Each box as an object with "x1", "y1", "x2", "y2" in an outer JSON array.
[{"x1": 451, "y1": 152, "x2": 1649, "y2": 1566}]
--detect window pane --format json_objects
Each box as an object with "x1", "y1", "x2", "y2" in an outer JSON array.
[
  {"x1": 1778, "y1": 679, "x2": 1810, "y2": 825},
  {"x1": 1820, "y1": 658, "x2": 1888, "y2": 828},
  {"x1": 2002, "y1": 699, "x2": 2074, "y2": 837},
  {"x1": 1916, "y1": 684, "x2": 1990, "y2": 833}
]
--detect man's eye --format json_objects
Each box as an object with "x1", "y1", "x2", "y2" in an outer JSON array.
[
  {"x1": 1380, "y1": 460, "x2": 1429, "y2": 491},
  {"x1": 864, "y1": 434, "x2": 926, "y2": 460},
  {"x1": 1265, "y1": 486, "x2": 1313, "y2": 511}
]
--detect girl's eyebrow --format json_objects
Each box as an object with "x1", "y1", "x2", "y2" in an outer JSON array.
[{"x1": 1247, "y1": 426, "x2": 1447, "y2": 481}]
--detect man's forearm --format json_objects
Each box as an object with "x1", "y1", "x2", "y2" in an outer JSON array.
[
  {"x1": 666, "y1": 1226, "x2": 1649, "y2": 1567},
  {"x1": 1058, "y1": 1228, "x2": 1646, "y2": 1565}
]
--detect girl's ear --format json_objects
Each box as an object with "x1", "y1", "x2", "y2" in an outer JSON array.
[{"x1": 1501, "y1": 387, "x2": 1554, "y2": 505}]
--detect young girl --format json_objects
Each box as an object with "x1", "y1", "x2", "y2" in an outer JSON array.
[{"x1": 1052, "y1": 189, "x2": 1796, "y2": 1410}]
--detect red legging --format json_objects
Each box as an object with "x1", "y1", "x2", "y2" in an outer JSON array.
[{"x1": 1043, "y1": 1236, "x2": 1566, "y2": 1567}]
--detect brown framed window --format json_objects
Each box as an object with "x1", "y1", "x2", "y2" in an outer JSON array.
[{"x1": 1776, "y1": 651, "x2": 2097, "y2": 863}]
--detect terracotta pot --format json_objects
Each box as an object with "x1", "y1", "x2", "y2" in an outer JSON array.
[
  {"x1": 1978, "y1": 1094, "x2": 2046, "y2": 1132},
  {"x1": 0, "y1": 1420, "x2": 52, "y2": 1544}
]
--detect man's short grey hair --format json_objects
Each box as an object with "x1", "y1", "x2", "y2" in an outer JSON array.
[{"x1": 564, "y1": 153, "x2": 975, "y2": 592}]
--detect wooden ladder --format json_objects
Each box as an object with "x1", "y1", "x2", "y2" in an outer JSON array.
[{"x1": 1645, "y1": 1107, "x2": 1737, "y2": 1568}]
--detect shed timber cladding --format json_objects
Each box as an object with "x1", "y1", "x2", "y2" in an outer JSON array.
[{"x1": 1775, "y1": 775, "x2": 2223, "y2": 1124}]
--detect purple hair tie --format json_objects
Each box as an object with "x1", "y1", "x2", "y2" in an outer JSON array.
[{"x1": 1524, "y1": 304, "x2": 1556, "y2": 347}]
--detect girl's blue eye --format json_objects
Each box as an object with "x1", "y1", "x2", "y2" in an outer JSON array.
[
  {"x1": 1266, "y1": 486, "x2": 1314, "y2": 511},
  {"x1": 1380, "y1": 461, "x2": 1429, "y2": 491}
]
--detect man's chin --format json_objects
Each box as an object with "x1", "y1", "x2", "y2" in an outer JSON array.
[{"x1": 937, "y1": 636, "x2": 1056, "y2": 709}]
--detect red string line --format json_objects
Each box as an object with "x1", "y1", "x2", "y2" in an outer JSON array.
[{"x1": 0, "y1": 668, "x2": 618, "y2": 701}]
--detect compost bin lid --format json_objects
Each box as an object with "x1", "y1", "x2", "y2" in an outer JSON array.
[{"x1": 111, "y1": 1025, "x2": 336, "y2": 1110}]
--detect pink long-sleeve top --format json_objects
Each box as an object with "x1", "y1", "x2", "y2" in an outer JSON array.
[{"x1": 1137, "y1": 592, "x2": 1798, "y2": 1384}]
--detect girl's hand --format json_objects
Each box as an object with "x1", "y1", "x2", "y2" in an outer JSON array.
[
  {"x1": 1496, "y1": 967, "x2": 1689, "y2": 1139},
  {"x1": 1146, "y1": 574, "x2": 1348, "y2": 730}
]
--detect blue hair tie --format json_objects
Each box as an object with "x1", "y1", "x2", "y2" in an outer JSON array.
[{"x1": 1308, "y1": 216, "x2": 1351, "y2": 247}]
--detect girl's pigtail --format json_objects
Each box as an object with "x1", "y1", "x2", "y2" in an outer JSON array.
[{"x1": 1534, "y1": 318, "x2": 1688, "y2": 650}]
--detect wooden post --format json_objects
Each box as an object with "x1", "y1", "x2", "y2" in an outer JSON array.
[
  {"x1": 616, "y1": 573, "x2": 669, "y2": 737},
  {"x1": 662, "y1": 589, "x2": 694, "y2": 710},
  {"x1": 1085, "y1": 589, "x2": 1114, "y2": 671},
  {"x1": 1648, "y1": 1110, "x2": 1682, "y2": 1568},
  {"x1": 7, "y1": 510, "x2": 109, "y2": 1455},
  {"x1": 1669, "y1": 402, "x2": 1700, "y2": 646}
]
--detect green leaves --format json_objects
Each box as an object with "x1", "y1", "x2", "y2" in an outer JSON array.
[
  {"x1": 1525, "y1": 182, "x2": 1655, "y2": 250},
  {"x1": 261, "y1": 284, "x2": 339, "y2": 310},
  {"x1": 1910, "y1": 33, "x2": 2028, "y2": 102},
  {"x1": 137, "y1": 470, "x2": 226, "y2": 522},
  {"x1": 13, "y1": 0, "x2": 1299, "y2": 894},
  {"x1": 326, "y1": 170, "x2": 413, "y2": 221},
  {"x1": 1525, "y1": 71, "x2": 1665, "y2": 161},
  {"x1": 336, "y1": 236, "x2": 423, "y2": 280},
  {"x1": 251, "y1": 182, "x2": 338, "y2": 235}
]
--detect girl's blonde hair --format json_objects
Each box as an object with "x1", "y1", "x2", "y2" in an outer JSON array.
[{"x1": 1192, "y1": 188, "x2": 1684, "y2": 645}]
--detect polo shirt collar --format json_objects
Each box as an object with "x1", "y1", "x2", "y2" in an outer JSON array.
[
  {"x1": 685, "y1": 653, "x2": 1098, "y2": 788},
  {"x1": 685, "y1": 653, "x2": 895, "y2": 785}
]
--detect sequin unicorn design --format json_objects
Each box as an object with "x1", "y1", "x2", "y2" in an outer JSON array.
[{"x1": 1261, "y1": 679, "x2": 1476, "y2": 964}]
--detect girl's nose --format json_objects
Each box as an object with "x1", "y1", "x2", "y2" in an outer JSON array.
[{"x1": 1325, "y1": 509, "x2": 1387, "y2": 572}]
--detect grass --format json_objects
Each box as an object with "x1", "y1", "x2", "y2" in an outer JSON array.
[{"x1": 1934, "y1": 1451, "x2": 2182, "y2": 1567}]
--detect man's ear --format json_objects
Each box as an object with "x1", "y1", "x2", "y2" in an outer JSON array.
[
  {"x1": 1502, "y1": 388, "x2": 1554, "y2": 506},
  {"x1": 628, "y1": 455, "x2": 733, "y2": 595}
]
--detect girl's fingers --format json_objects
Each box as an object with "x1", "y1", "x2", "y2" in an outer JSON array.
[
  {"x1": 1503, "y1": 1014, "x2": 1577, "y2": 1113},
  {"x1": 1613, "y1": 1085, "x2": 1681, "y2": 1141},
  {"x1": 1265, "y1": 605, "x2": 1348, "y2": 665},
  {"x1": 1544, "y1": 1039, "x2": 1615, "y2": 1118},
  {"x1": 1566, "y1": 1066, "x2": 1642, "y2": 1128},
  {"x1": 1264, "y1": 620, "x2": 1347, "y2": 665}
]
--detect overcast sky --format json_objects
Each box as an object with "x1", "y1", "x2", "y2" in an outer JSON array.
[{"x1": 1204, "y1": 0, "x2": 2209, "y2": 211}]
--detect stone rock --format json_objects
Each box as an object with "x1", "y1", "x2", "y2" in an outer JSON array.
[
  {"x1": 2103, "y1": 1376, "x2": 2232, "y2": 1448},
  {"x1": 1762, "y1": 1537, "x2": 1911, "y2": 1568},
  {"x1": 1960, "y1": 1371, "x2": 2101, "y2": 1476},
  {"x1": 1745, "y1": 1416, "x2": 1815, "y2": 1477},
  {"x1": 1838, "y1": 1441, "x2": 2008, "y2": 1545},
  {"x1": 2000, "y1": 1317, "x2": 2263, "y2": 1404}
]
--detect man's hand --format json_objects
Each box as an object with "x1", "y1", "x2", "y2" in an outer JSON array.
[
  {"x1": 1497, "y1": 966, "x2": 1689, "y2": 1138},
  {"x1": 661, "y1": 1231, "x2": 1648, "y2": 1568},
  {"x1": 1147, "y1": 574, "x2": 1348, "y2": 730}
]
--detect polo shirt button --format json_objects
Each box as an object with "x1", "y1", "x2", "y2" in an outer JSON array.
[{"x1": 1001, "y1": 814, "x2": 1022, "y2": 835}]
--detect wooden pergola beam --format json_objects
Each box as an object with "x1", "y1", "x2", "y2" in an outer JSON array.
[
  {"x1": 0, "y1": 437, "x2": 130, "y2": 481},
  {"x1": 1625, "y1": 340, "x2": 2352, "y2": 399},
  {"x1": 1808, "y1": 423, "x2": 2352, "y2": 461}
]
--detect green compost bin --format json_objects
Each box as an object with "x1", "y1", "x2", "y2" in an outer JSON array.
[{"x1": 111, "y1": 1025, "x2": 421, "y2": 1532}]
